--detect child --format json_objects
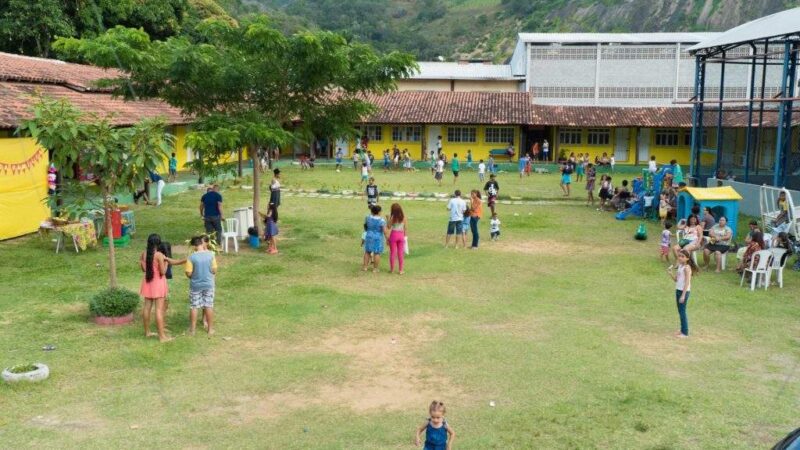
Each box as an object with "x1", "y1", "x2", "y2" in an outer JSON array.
[
  {"x1": 487, "y1": 155, "x2": 496, "y2": 174},
  {"x1": 610, "y1": 155, "x2": 616, "y2": 173},
  {"x1": 335, "y1": 147, "x2": 344, "y2": 172},
  {"x1": 366, "y1": 177, "x2": 379, "y2": 209},
  {"x1": 168, "y1": 153, "x2": 178, "y2": 182},
  {"x1": 466, "y1": 149, "x2": 473, "y2": 170},
  {"x1": 560, "y1": 162, "x2": 573, "y2": 196},
  {"x1": 461, "y1": 208, "x2": 471, "y2": 241},
  {"x1": 585, "y1": 163, "x2": 596, "y2": 206},
  {"x1": 667, "y1": 249, "x2": 698, "y2": 338},
  {"x1": 415, "y1": 401, "x2": 455, "y2": 450},
  {"x1": 478, "y1": 159, "x2": 486, "y2": 182},
  {"x1": 383, "y1": 149, "x2": 391, "y2": 172},
  {"x1": 484, "y1": 174, "x2": 499, "y2": 215},
  {"x1": 260, "y1": 204, "x2": 279, "y2": 254},
  {"x1": 648, "y1": 155, "x2": 658, "y2": 174},
  {"x1": 659, "y1": 192, "x2": 670, "y2": 222},
  {"x1": 490, "y1": 213, "x2": 501, "y2": 241},
  {"x1": 575, "y1": 153, "x2": 585, "y2": 182},
  {"x1": 360, "y1": 161, "x2": 370, "y2": 186},
  {"x1": 451, "y1": 153, "x2": 460, "y2": 184},
  {"x1": 661, "y1": 221, "x2": 673, "y2": 263},
  {"x1": 185, "y1": 235, "x2": 218, "y2": 337},
  {"x1": 361, "y1": 223, "x2": 371, "y2": 269},
  {"x1": 598, "y1": 175, "x2": 613, "y2": 211}
]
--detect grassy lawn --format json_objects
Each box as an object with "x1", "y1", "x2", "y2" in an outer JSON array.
[{"x1": 1, "y1": 167, "x2": 798, "y2": 449}]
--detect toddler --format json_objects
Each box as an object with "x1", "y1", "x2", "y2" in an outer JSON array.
[
  {"x1": 461, "y1": 208, "x2": 471, "y2": 241},
  {"x1": 414, "y1": 400, "x2": 455, "y2": 450},
  {"x1": 661, "y1": 221, "x2": 673, "y2": 262},
  {"x1": 490, "y1": 213, "x2": 501, "y2": 241},
  {"x1": 361, "y1": 223, "x2": 371, "y2": 269}
]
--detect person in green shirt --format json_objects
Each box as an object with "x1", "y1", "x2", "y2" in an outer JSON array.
[
  {"x1": 451, "y1": 153, "x2": 460, "y2": 184},
  {"x1": 168, "y1": 153, "x2": 178, "y2": 182}
]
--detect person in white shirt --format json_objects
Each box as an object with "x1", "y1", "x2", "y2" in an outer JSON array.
[
  {"x1": 489, "y1": 213, "x2": 501, "y2": 241},
  {"x1": 445, "y1": 190, "x2": 467, "y2": 248},
  {"x1": 434, "y1": 157, "x2": 445, "y2": 186},
  {"x1": 478, "y1": 159, "x2": 486, "y2": 182},
  {"x1": 648, "y1": 155, "x2": 658, "y2": 174},
  {"x1": 610, "y1": 156, "x2": 616, "y2": 173},
  {"x1": 542, "y1": 140, "x2": 549, "y2": 162}
]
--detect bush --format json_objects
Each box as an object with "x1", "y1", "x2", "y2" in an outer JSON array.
[{"x1": 89, "y1": 288, "x2": 139, "y2": 317}]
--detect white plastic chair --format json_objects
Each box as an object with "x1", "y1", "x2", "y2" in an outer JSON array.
[
  {"x1": 740, "y1": 249, "x2": 773, "y2": 291},
  {"x1": 767, "y1": 248, "x2": 788, "y2": 289},
  {"x1": 222, "y1": 218, "x2": 239, "y2": 253},
  {"x1": 762, "y1": 233, "x2": 772, "y2": 249}
]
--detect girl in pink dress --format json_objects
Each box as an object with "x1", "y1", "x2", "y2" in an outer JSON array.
[{"x1": 140, "y1": 234, "x2": 172, "y2": 342}]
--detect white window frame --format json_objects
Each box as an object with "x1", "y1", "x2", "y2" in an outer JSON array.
[
  {"x1": 484, "y1": 127, "x2": 515, "y2": 144},
  {"x1": 559, "y1": 128, "x2": 582, "y2": 145},
  {"x1": 587, "y1": 128, "x2": 610, "y2": 146},
  {"x1": 447, "y1": 126, "x2": 477, "y2": 143},
  {"x1": 655, "y1": 129, "x2": 679, "y2": 147}
]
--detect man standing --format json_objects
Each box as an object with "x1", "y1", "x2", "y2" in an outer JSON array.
[
  {"x1": 200, "y1": 185, "x2": 223, "y2": 241},
  {"x1": 542, "y1": 139, "x2": 550, "y2": 162},
  {"x1": 445, "y1": 190, "x2": 467, "y2": 248}
]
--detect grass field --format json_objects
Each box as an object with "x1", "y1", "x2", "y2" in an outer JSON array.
[{"x1": 1, "y1": 167, "x2": 799, "y2": 449}]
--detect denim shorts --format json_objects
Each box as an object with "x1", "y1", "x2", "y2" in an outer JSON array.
[{"x1": 447, "y1": 220, "x2": 462, "y2": 235}]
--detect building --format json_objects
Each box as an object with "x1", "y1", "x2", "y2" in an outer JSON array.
[
  {"x1": 397, "y1": 61, "x2": 524, "y2": 92},
  {"x1": 0, "y1": 52, "x2": 189, "y2": 240}
]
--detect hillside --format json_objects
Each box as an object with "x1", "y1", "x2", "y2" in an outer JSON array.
[{"x1": 242, "y1": 0, "x2": 800, "y2": 62}]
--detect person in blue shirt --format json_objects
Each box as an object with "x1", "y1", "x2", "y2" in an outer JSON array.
[
  {"x1": 185, "y1": 236, "x2": 218, "y2": 336},
  {"x1": 200, "y1": 185, "x2": 223, "y2": 241},
  {"x1": 149, "y1": 170, "x2": 166, "y2": 206}
]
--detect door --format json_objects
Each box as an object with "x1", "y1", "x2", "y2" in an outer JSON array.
[
  {"x1": 427, "y1": 125, "x2": 441, "y2": 160},
  {"x1": 615, "y1": 127, "x2": 630, "y2": 162},
  {"x1": 638, "y1": 128, "x2": 651, "y2": 163}
]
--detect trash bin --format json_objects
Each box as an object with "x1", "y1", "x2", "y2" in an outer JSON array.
[
  {"x1": 110, "y1": 209, "x2": 122, "y2": 238},
  {"x1": 233, "y1": 207, "x2": 254, "y2": 240}
]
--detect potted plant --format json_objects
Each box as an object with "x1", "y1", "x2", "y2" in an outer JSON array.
[
  {"x1": 89, "y1": 288, "x2": 139, "y2": 325},
  {"x1": 2, "y1": 363, "x2": 49, "y2": 383}
]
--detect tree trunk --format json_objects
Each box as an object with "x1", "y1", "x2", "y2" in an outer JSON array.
[
  {"x1": 237, "y1": 148, "x2": 243, "y2": 178},
  {"x1": 198, "y1": 150, "x2": 204, "y2": 184},
  {"x1": 251, "y1": 146, "x2": 261, "y2": 234},
  {"x1": 102, "y1": 184, "x2": 118, "y2": 289}
]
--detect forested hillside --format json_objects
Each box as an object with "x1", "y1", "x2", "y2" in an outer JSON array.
[{"x1": 2, "y1": 0, "x2": 800, "y2": 62}]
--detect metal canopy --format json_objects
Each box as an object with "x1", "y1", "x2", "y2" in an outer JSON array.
[{"x1": 688, "y1": 7, "x2": 800, "y2": 53}]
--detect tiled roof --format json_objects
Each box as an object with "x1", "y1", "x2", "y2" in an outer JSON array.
[
  {"x1": 0, "y1": 52, "x2": 187, "y2": 129},
  {"x1": 360, "y1": 91, "x2": 533, "y2": 125},
  {"x1": 0, "y1": 52, "x2": 122, "y2": 92},
  {"x1": 530, "y1": 105, "x2": 694, "y2": 127},
  {"x1": 0, "y1": 82, "x2": 187, "y2": 128}
]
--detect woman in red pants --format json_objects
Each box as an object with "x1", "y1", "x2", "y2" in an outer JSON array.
[{"x1": 386, "y1": 203, "x2": 408, "y2": 275}]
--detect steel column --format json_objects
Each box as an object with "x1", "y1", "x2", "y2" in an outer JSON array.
[
  {"x1": 773, "y1": 41, "x2": 797, "y2": 187},
  {"x1": 690, "y1": 55, "x2": 706, "y2": 178},
  {"x1": 714, "y1": 51, "x2": 726, "y2": 178},
  {"x1": 743, "y1": 44, "x2": 757, "y2": 182}
]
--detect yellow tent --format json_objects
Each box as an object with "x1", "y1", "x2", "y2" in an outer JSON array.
[{"x1": 0, "y1": 137, "x2": 50, "y2": 240}]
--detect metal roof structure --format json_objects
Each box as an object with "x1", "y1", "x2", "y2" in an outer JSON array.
[
  {"x1": 517, "y1": 32, "x2": 720, "y2": 45},
  {"x1": 410, "y1": 62, "x2": 517, "y2": 80},
  {"x1": 688, "y1": 7, "x2": 800, "y2": 53}
]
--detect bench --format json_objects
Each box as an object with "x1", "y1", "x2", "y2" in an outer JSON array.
[{"x1": 489, "y1": 148, "x2": 513, "y2": 159}]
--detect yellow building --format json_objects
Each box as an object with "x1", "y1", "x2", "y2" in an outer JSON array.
[{"x1": 0, "y1": 52, "x2": 189, "y2": 240}]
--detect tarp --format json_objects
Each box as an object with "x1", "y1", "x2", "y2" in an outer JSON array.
[
  {"x1": 683, "y1": 186, "x2": 743, "y2": 201},
  {"x1": 0, "y1": 137, "x2": 49, "y2": 240}
]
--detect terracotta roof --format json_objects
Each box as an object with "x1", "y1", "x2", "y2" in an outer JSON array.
[
  {"x1": 0, "y1": 82, "x2": 187, "y2": 128},
  {"x1": 0, "y1": 52, "x2": 122, "y2": 92},
  {"x1": 360, "y1": 91, "x2": 533, "y2": 125},
  {"x1": 530, "y1": 105, "x2": 694, "y2": 128}
]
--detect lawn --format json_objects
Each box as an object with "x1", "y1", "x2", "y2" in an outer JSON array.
[{"x1": 1, "y1": 166, "x2": 798, "y2": 449}]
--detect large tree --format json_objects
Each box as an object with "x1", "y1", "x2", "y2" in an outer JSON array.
[
  {"x1": 20, "y1": 98, "x2": 173, "y2": 288},
  {"x1": 55, "y1": 17, "x2": 416, "y2": 231}
]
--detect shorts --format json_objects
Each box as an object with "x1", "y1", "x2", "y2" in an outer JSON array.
[
  {"x1": 169, "y1": 168, "x2": 176, "y2": 176},
  {"x1": 189, "y1": 289, "x2": 215, "y2": 309},
  {"x1": 447, "y1": 220, "x2": 462, "y2": 235},
  {"x1": 491, "y1": 231, "x2": 500, "y2": 238},
  {"x1": 453, "y1": 171, "x2": 459, "y2": 177},
  {"x1": 660, "y1": 245, "x2": 670, "y2": 256},
  {"x1": 561, "y1": 174, "x2": 571, "y2": 184},
  {"x1": 361, "y1": 174, "x2": 369, "y2": 181},
  {"x1": 336, "y1": 158, "x2": 342, "y2": 164},
  {"x1": 488, "y1": 196, "x2": 497, "y2": 206},
  {"x1": 435, "y1": 172, "x2": 443, "y2": 180},
  {"x1": 462, "y1": 219, "x2": 471, "y2": 233},
  {"x1": 678, "y1": 239, "x2": 694, "y2": 248},
  {"x1": 706, "y1": 243, "x2": 729, "y2": 253}
]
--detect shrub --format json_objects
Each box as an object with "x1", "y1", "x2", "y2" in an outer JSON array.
[
  {"x1": 89, "y1": 288, "x2": 139, "y2": 317},
  {"x1": 8, "y1": 364, "x2": 38, "y2": 374}
]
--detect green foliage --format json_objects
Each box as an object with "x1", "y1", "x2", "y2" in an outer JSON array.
[
  {"x1": 89, "y1": 288, "x2": 139, "y2": 317},
  {"x1": 0, "y1": 0, "x2": 74, "y2": 57},
  {"x1": 7, "y1": 364, "x2": 39, "y2": 374}
]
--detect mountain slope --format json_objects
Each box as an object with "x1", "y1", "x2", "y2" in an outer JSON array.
[{"x1": 240, "y1": 0, "x2": 800, "y2": 61}]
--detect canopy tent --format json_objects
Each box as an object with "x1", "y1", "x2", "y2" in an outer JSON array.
[{"x1": 0, "y1": 138, "x2": 49, "y2": 240}]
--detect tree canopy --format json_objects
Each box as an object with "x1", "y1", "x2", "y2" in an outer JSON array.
[{"x1": 55, "y1": 16, "x2": 417, "y2": 230}]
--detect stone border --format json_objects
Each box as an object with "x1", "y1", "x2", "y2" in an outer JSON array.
[{"x1": 2, "y1": 363, "x2": 50, "y2": 383}]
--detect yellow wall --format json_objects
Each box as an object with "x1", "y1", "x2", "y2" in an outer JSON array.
[
  {"x1": 647, "y1": 128, "x2": 692, "y2": 165},
  {"x1": 0, "y1": 137, "x2": 50, "y2": 240},
  {"x1": 396, "y1": 80, "x2": 451, "y2": 91},
  {"x1": 347, "y1": 125, "x2": 424, "y2": 158},
  {"x1": 442, "y1": 125, "x2": 521, "y2": 161},
  {"x1": 554, "y1": 127, "x2": 618, "y2": 163}
]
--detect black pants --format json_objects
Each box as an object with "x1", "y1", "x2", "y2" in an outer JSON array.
[{"x1": 204, "y1": 215, "x2": 222, "y2": 241}]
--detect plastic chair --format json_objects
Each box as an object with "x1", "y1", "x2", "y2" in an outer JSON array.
[
  {"x1": 768, "y1": 248, "x2": 788, "y2": 288},
  {"x1": 740, "y1": 249, "x2": 773, "y2": 291},
  {"x1": 762, "y1": 233, "x2": 772, "y2": 249},
  {"x1": 222, "y1": 218, "x2": 239, "y2": 253}
]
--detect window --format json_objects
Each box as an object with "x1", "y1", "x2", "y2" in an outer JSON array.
[
  {"x1": 446, "y1": 127, "x2": 477, "y2": 143},
  {"x1": 364, "y1": 125, "x2": 382, "y2": 141},
  {"x1": 587, "y1": 128, "x2": 610, "y2": 146},
  {"x1": 484, "y1": 127, "x2": 515, "y2": 144},
  {"x1": 683, "y1": 130, "x2": 708, "y2": 147},
  {"x1": 655, "y1": 129, "x2": 679, "y2": 146},
  {"x1": 392, "y1": 126, "x2": 421, "y2": 142},
  {"x1": 559, "y1": 129, "x2": 582, "y2": 145}
]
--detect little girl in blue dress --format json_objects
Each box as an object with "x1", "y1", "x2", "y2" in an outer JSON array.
[{"x1": 414, "y1": 401, "x2": 455, "y2": 450}]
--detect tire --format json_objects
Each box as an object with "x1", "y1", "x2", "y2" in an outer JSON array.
[{"x1": 2, "y1": 363, "x2": 50, "y2": 383}]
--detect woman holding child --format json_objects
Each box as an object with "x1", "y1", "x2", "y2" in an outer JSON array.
[
  {"x1": 672, "y1": 215, "x2": 703, "y2": 258},
  {"x1": 702, "y1": 216, "x2": 732, "y2": 272}
]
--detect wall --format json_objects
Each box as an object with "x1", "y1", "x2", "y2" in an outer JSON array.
[
  {"x1": 711, "y1": 178, "x2": 800, "y2": 217},
  {"x1": 0, "y1": 137, "x2": 50, "y2": 240},
  {"x1": 441, "y1": 125, "x2": 521, "y2": 161},
  {"x1": 553, "y1": 127, "x2": 620, "y2": 163},
  {"x1": 453, "y1": 80, "x2": 522, "y2": 92},
  {"x1": 396, "y1": 79, "x2": 451, "y2": 91},
  {"x1": 346, "y1": 124, "x2": 424, "y2": 158}
]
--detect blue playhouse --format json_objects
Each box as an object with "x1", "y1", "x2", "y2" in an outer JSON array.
[{"x1": 676, "y1": 186, "x2": 743, "y2": 237}]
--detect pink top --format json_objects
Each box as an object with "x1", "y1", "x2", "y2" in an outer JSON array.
[{"x1": 140, "y1": 257, "x2": 168, "y2": 299}]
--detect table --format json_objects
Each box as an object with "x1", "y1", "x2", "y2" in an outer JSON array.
[{"x1": 41, "y1": 221, "x2": 97, "y2": 253}]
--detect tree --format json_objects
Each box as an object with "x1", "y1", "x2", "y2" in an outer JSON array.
[
  {"x1": 20, "y1": 97, "x2": 173, "y2": 288},
  {"x1": 55, "y1": 17, "x2": 416, "y2": 231},
  {"x1": 0, "y1": 0, "x2": 75, "y2": 57}
]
